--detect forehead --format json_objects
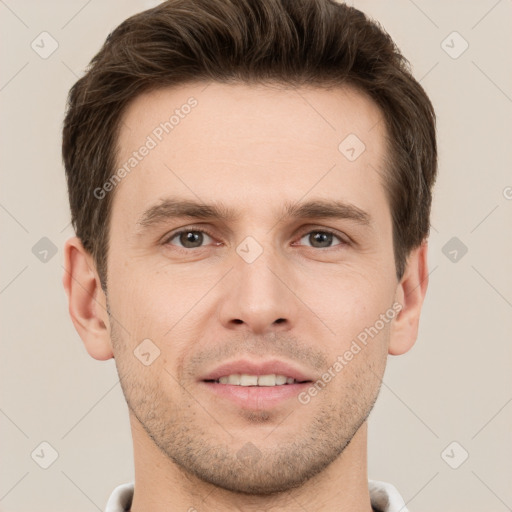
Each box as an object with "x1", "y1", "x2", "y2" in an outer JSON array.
[
  {"x1": 118, "y1": 81, "x2": 385, "y2": 151},
  {"x1": 112, "y1": 81, "x2": 389, "y2": 233}
]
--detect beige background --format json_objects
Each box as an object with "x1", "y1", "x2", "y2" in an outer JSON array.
[{"x1": 1, "y1": 1, "x2": 511, "y2": 511}]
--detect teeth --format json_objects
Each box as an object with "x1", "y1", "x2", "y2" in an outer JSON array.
[
  {"x1": 257, "y1": 374, "x2": 277, "y2": 386},
  {"x1": 227, "y1": 374, "x2": 241, "y2": 385},
  {"x1": 276, "y1": 375, "x2": 287, "y2": 385},
  {"x1": 214, "y1": 374, "x2": 299, "y2": 386},
  {"x1": 240, "y1": 374, "x2": 258, "y2": 386}
]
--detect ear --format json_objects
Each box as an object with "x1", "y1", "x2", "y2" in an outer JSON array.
[
  {"x1": 62, "y1": 236, "x2": 113, "y2": 360},
  {"x1": 388, "y1": 240, "x2": 429, "y2": 356}
]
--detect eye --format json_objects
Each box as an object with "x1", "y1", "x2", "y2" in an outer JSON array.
[
  {"x1": 164, "y1": 229, "x2": 215, "y2": 249},
  {"x1": 162, "y1": 227, "x2": 349, "y2": 251},
  {"x1": 295, "y1": 229, "x2": 348, "y2": 249}
]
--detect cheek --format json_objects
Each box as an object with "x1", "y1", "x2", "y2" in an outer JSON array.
[
  {"x1": 108, "y1": 263, "x2": 213, "y2": 370},
  {"x1": 331, "y1": 318, "x2": 390, "y2": 392},
  {"x1": 110, "y1": 260, "x2": 177, "y2": 324},
  {"x1": 299, "y1": 264, "x2": 394, "y2": 343}
]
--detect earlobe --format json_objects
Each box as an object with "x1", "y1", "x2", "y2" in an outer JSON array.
[
  {"x1": 388, "y1": 240, "x2": 429, "y2": 356},
  {"x1": 62, "y1": 236, "x2": 114, "y2": 361}
]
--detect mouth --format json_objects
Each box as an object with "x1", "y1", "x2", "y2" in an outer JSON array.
[
  {"x1": 203, "y1": 374, "x2": 312, "y2": 386},
  {"x1": 199, "y1": 359, "x2": 314, "y2": 385},
  {"x1": 199, "y1": 360, "x2": 314, "y2": 409}
]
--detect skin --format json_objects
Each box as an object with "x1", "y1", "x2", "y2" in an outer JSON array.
[{"x1": 63, "y1": 82, "x2": 429, "y2": 512}]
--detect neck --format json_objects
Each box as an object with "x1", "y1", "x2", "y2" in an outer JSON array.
[{"x1": 129, "y1": 415, "x2": 374, "y2": 512}]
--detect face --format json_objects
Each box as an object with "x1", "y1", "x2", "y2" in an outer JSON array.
[{"x1": 106, "y1": 82, "x2": 399, "y2": 494}]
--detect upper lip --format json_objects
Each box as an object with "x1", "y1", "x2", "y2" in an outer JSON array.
[{"x1": 200, "y1": 359, "x2": 314, "y2": 382}]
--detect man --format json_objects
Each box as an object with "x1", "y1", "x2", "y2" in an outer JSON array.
[{"x1": 62, "y1": 0, "x2": 437, "y2": 510}]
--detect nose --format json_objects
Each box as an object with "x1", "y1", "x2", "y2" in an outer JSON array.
[{"x1": 217, "y1": 243, "x2": 299, "y2": 335}]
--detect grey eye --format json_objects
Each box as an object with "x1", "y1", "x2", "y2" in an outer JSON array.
[
  {"x1": 168, "y1": 230, "x2": 213, "y2": 248},
  {"x1": 299, "y1": 231, "x2": 343, "y2": 248}
]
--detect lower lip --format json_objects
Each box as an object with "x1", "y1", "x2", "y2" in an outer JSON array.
[{"x1": 200, "y1": 381, "x2": 311, "y2": 409}]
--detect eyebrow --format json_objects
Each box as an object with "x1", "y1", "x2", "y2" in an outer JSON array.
[{"x1": 135, "y1": 196, "x2": 372, "y2": 233}]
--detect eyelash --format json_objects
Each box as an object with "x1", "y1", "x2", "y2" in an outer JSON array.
[{"x1": 162, "y1": 226, "x2": 350, "y2": 251}]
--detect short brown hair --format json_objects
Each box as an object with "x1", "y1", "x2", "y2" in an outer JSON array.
[{"x1": 62, "y1": 0, "x2": 437, "y2": 290}]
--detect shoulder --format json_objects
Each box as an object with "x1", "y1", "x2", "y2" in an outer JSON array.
[{"x1": 368, "y1": 479, "x2": 409, "y2": 512}]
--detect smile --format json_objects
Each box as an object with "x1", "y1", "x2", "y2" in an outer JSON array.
[{"x1": 205, "y1": 374, "x2": 310, "y2": 386}]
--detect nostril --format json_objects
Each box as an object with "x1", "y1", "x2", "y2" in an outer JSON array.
[{"x1": 274, "y1": 318, "x2": 286, "y2": 324}]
